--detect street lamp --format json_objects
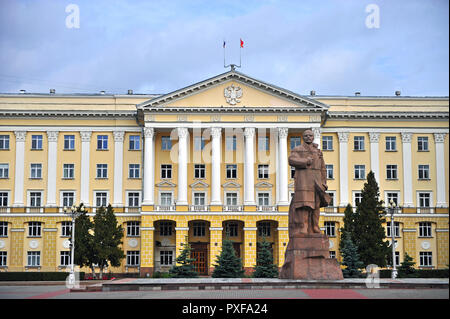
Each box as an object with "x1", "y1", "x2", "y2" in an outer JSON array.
[
  {"x1": 387, "y1": 200, "x2": 398, "y2": 279},
  {"x1": 63, "y1": 203, "x2": 85, "y2": 284}
]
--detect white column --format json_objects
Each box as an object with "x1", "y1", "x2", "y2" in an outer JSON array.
[
  {"x1": 278, "y1": 128, "x2": 289, "y2": 205},
  {"x1": 142, "y1": 127, "x2": 155, "y2": 205},
  {"x1": 177, "y1": 127, "x2": 189, "y2": 206},
  {"x1": 434, "y1": 133, "x2": 447, "y2": 207},
  {"x1": 13, "y1": 131, "x2": 26, "y2": 206},
  {"x1": 312, "y1": 127, "x2": 321, "y2": 149},
  {"x1": 46, "y1": 131, "x2": 59, "y2": 207},
  {"x1": 80, "y1": 131, "x2": 92, "y2": 206},
  {"x1": 401, "y1": 132, "x2": 413, "y2": 207},
  {"x1": 244, "y1": 127, "x2": 256, "y2": 206},
  {"x1": 369, "y1": 132, "x2": 380, "y2": 182},
  {"x1": 210, "y1": 127, "x2": 222, "y2": 205},
  {"x1": 112, "y1": 131, "x2": 125, "y2": 207},
  {"x1": 338, "y1": 132, "x2": 349, "y2": 207}
]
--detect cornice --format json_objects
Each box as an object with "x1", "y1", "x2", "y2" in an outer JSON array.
[
  {"x1": 0, "y1": 110, "x2": 137, "y2": 118},
  {"x1": 140, "y1": 106, "x2": 324, "y2": 113},
  {"x1": 328, "y1": 111, "x2": 448, "y2": 120}
]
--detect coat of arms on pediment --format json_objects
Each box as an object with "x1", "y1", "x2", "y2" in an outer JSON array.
[{"x1": 224, "y1": 84, "x2": 243, "y2": 105}]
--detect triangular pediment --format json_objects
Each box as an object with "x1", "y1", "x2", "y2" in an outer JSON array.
[
  {"x1": 255, "y1": 181, "x2": 273, "y2": 188},
  {"x1": 137, "y1": 70, "x2": 328, "y2": 110},
  {"x1": 222, "y1": 181, "x2": 241, "y2": 188},
  {"x1": 190, "y1": 180, "x2": 209, "y2": 188},
  {"x1": 156, "y1": 181, "x2": 176, "y2": 188}
]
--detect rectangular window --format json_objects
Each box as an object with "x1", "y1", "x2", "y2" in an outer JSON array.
[
  {"x1": 322, "y1": 136, "x2": 333, "y2": 151},
  {"x1": 194, "y1": 136, "x2": 205, "y2": 151},
  {"x1": 326, "y1": 192, "x2": 335, "y2": 206},
  {"x1": 27, "y1": 251, "x2": 41, "y2": 266},
  {"x1": 258, "y1": 136, "x2": 269, "y2": 151},
  {"x1": 419, "y1": 222, "x2": 432, "y2": 237},
  {"x1": 354, "y1": 165, "x2": 366, "y2": 180},
  {"x1": 0, "y1": 135, "x2": 10, "y2": 150},
  {"x1": 129, "y1": 135, "x2": 140, "y2": 150},
  {"x1": 257, "y1": 192, "x2": 270, "y2": 206},
  {"x1": 226, "y1": 136, "x2": 237, "y2": 151},
  {"x1": 160, "y1": 251, "x2": 173, "y2": 266},
  {"x1": 61, "y1": 221, "x2": 72, "y2": 237},
  {"x1": 418, "y1": 193, "x2": 431, "y2": 207},
  {"x1": 329, "y1": 251, "x2": 336, "y2": 259},
  {"x1": 31, "y1": 135, "x2": 43, "y2": 150},
  {"x1": 386, "y1": 222, "x2": 400, "y2": 237},
  {"x1": 194, "y1": 164, "x2": 205, "y2": 179},
  {"x1": 160, "y1": 192, "x2": 172, "y2": 206},
  {"x1": 354, "y1": 192, "x2": 363, "y2": 207},
  {"x1": 386, "y1": 165, "x2": 398, "y2": 180},
  {"x1": 226, "y1": 164, "x2": 237, "y2": 179},
  {"x1": 193, "y1": 221, "x2": 206, "y2": 237},
  {"x1": 418, "y1": 165, "x2": 430, "y2": 180},
  {"x1": 95, "y1": 192, "x2": 108, "y2": 208},
  {"x1": 28, "y1": 222, "x2": 42, "y2": 237},
  {"x1": 96, "y1": 164, "x2": 108, "y2": 178},
  {"x1": 258, "y1": 222, "x2": 271, "y2": 237},
  {"x1": 129, "y1": 164, "x2": 140, "y2": 178},
  {"x1": 64, "y1": 135, "x2": 75, "y2": 150},
  {"x1": 417, "y1": 137, "x2": 429, "y2": 151},
  {"x1": 97, "y1": 135, "x2": 108, "y2": 150},
  {"x1": 30, "y1": 163, "x2": 42, "y2": 179},
  {"x1": 60, "y1": 251, "x2": 71, "y2": 266},
  {"x1": 386, "y1": 136, "x2": 397, "y2": 151},
  {"x1": 386, "y1": 192, "x2": 399, "y2": 206},
  {"x1": 0, "y1": 164, "x2": 8, "y2": 178},
  {"x1": 62, "y1": 192, "x2": 75, "y2": 208},
  {"x1": 161, "y1": 136, "x2": 172, "y2": 150},
  {"x1": 127, "y1": 221, "x2": 140, "y2": 237},
  {"x1": 29, "y1": 192, "x2": 42, "y2": 207},
  {"x1": 0, "y1": 192, "x2": 8, "y2": 208},
  {"x1": 127, "y1": 251, "x2": 140, "y2": 266},
  {"x1": 290, "y1": 136, "x2": 301, "y2": 150},
  {"x1": 161, "y1": 164, "x2": 172, "y2": 179},
  {"x1": 326, "y1": 164, "x2": 334, "y2": 179},
  {"x1": 63, "y1": 164, "x2": 75, "y2": 179},
  {"x1": 159, "y1": 221, "x2": 173, "y2": 236},
  {"x1": 0, "y1": 222, "x2": 8, "y2": 236},
  {"x1": 0, "y1": 251, "x2": 6, "y2": 266},
  {"x1": 324, "y1": 222, "x2": 336, "y2": 237},
  {"x1": 354, "y1": 136, "x2": 365, "y2": 151},
  {"x1": 258, "y1": 164, "x2": 269, "y2": 179},
  {"x1": 225, "y1": 192, "x2": 238, "y2": 206},
  {"x1": 193, "y1": 192, "x2": 206, "y2": 206},
  {"x1": 419, "y1": 252, "x2": 432, "y2": 267},
  {"x1": 128, "y1": 192, "x2": 140, "y2": 207},
  {"x1": 225, "y1": 222, "x2": 238, "y2": 237}
]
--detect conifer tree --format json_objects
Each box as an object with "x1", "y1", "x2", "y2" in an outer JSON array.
[
  {"x1": 339, "y1": 204, "x2": 355, "y2": 254},
  {"x1": 212, "y1": 239, "x2": 245, "y2": 278},
  {"x1": 253, "y1": 237, "x2": 278, "y2": 278},
  {"x1": 73, "y1": 205, "x2": 98, "y2": 279},
  {"x1": 169, "y1": 236, "x2": 198, "y2": 278},
  {"x1": 340, "y1": 235, "x2": 364, "y2": 278},
  {"x1": 397, "y1": 252, "x2": 416, "y2": 278},
  {"x1": 352, "y1": 171, "x2": 390, "y2": 267}
]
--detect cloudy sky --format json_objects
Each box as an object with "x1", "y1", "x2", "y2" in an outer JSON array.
[{"x1": 0, "y1": 0, "x2": 448, "y2": 96}]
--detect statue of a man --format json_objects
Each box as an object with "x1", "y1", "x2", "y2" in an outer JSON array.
[{"x1": 289, "y1": 129, "x2": 331, "y2": 235}]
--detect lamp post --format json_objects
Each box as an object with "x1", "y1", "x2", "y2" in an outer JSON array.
[
  {"x1": 387, "y1": 200, "x2": 398, "y2": 279},
  {"x1": 64, "y1": 203, "x2": 85, "y2": 284}
]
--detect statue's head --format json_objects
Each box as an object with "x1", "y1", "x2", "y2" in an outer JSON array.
[{"x1": 303, "y1": 130, "x2": 314, "y2": 144}]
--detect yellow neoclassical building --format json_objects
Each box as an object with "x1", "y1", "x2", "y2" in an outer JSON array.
[{"x1": 0, "y1": 69, "x2": 448, "y2": 276}]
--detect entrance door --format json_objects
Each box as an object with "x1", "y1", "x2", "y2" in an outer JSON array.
[
  {"x1": 191, "y1": 243, "x2": 208, "y2": 275},
  {"x1": 232, "y1": 242, "x2": 241, "y2": 258}
]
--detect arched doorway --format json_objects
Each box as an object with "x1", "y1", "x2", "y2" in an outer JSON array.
[{"x1": 188, "y1": 220, "x2": 210, "y2": 275}]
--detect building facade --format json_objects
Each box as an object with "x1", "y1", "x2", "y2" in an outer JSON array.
[{"x1": 0, "y1": 69, "x2": 448, "y2": 276}]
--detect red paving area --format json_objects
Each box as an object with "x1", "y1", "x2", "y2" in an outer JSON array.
[
  {"x1": 26, "y1": 288, "x2": 70, "y2": 299},
  {"x1": 302, "y1": 289, "x2": 368, "y2": 299}
]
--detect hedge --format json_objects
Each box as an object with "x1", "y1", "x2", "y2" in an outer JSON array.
[
  {"x1": 379, "y1": 269, "x2": 449, "y2": 278},
  {"x1": 0, "y1": 272, "x2": 85, "y2": 281}
]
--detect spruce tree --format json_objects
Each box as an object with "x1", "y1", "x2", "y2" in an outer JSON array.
[
  {"x1": 253, "y1": 237, "x2": 278, "y2": 278},
  {"x1": 339, "y1": 204, "x2": 355, "y2": 254},
  {"x1": 340, "y1": 235, "x2": 364, "y2": 278},
  {"x1": 93, "y1": 204, "x2": 125, "y2": 279},
  {"x1": 212, "y1": 239, "x2": 245, "y2": 278},
  {"x1": 169, "y1": 236, "x2": 198, "y2": 278},
  {"x1": 352, "y1": 171, "x2": 390, "y2": 267},
  {"x1": 397, "y1": 252, "x2": 416, "y2": 278},
  {"x1": 73, "y1": 205, "x2": 98, "y2": 279}
]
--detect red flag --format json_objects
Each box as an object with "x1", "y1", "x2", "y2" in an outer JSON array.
[{"x1": 240, "y1": 38, "x2": 244, "y2": 48}]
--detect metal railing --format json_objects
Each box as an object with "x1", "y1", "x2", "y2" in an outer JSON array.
[
  {"x1": 257, "y1": 205, "x2": 277, "y2": 212},
  {"x1": 155, "y1": 205, "x2": 176, "y2": 212},
  {"x1": 189, "y1": 205, "x2": 210, "y2": 212},
  {"x1": 223, "y1": 205, "x2": 243, "y2": 212}
]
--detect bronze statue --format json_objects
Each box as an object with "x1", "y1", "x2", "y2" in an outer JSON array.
[
  {"x1": 289, "y1": 129, "x2": 330, "y2": 235},
  {"x1": 279, "y1": 129, "x2": 343, "y2": 280}
]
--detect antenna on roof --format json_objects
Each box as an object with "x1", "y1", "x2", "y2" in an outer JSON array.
[{"x1": 223, "y1": 38, "x2": 243, "y2": 71}]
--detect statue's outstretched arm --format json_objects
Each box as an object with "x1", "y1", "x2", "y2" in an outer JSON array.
[{"x1": 289, "y1": 151, "x2": 309, "y2": 168}]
